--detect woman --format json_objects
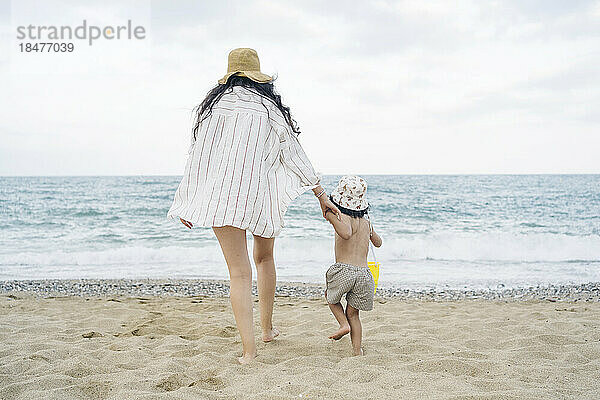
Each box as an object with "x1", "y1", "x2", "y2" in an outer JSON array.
[{"x1": 167, "y1": 48, "x2": 341, "y2": 364}]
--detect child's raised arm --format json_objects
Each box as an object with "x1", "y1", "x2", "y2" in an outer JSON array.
[{"x1": 325, "y1": 209, "x2": 352, "y2": 239}]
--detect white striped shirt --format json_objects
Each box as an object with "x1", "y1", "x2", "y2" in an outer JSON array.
[{"x1": 167, "y1": 86, "x2": 320, "y2": 238}]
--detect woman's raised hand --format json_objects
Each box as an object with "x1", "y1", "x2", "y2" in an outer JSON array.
[{"x1": 180, "y1": 218, "x2": 193, "y2": 229}]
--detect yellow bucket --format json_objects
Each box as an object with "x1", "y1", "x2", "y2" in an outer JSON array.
[{"x1": 368, "y1": 261, "x2": 380, "y2": 295}]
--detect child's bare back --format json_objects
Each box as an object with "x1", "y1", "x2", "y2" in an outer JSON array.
[{"x1": 332, "y1": 215, "x2": 372, "y2": 268}]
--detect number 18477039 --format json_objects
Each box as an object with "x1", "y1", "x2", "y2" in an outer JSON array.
[{"x1": 19, "y1": 42, "x2": 74, "y2": 52}]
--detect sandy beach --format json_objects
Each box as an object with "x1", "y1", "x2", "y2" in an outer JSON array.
[{"x1": 1, "y1": 281, "x2": 599, "y2": 400}]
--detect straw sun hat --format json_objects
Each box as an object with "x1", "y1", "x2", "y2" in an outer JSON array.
[{"x1": 218, "y1": 48, "x2": 273, "y2": 85}]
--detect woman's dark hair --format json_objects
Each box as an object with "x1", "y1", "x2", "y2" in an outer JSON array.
[
  {"x1": 330, "y1": 195, "x2": 370, "y2": 218},
  {"x1": 191, "y1": 75, "x2": 299, "y2": 142}
]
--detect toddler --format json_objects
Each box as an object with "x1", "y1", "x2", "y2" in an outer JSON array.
[{"x1": 324, "y1": 175, "x2": 382, "y2": 356}]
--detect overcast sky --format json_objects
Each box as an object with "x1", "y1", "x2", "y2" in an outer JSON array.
[{"x1": 0, "y1": 0, "x2": 599, "y2": 175}]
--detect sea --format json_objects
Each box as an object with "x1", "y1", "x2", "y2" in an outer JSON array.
[{"x1": 1, "y1": 175, "x2": 599, "y2": 290}]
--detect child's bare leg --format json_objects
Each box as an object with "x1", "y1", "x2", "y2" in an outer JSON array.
[
  {"x1": 346, "y1": 304, "x2": 363, "y2": 355},
  {"x1": 328, "y1": 302, "x2": 350, "y2": 340}
]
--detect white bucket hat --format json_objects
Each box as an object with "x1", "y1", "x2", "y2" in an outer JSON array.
[{"x1": 331, "y1": 175, "x2": 369, "y2": 211}]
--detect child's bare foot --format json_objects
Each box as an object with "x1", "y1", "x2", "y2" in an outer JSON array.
[
  {"x1": 352, "y1": 347, "x2": 364, "y2": 356},
  {"x1": 328, "y1": 324, "x2": 350, "y2": 340},
  {"x1": 238, "y1": 351, "x2": 257, "y2": 365},
  {"x1": 262, "y1": 327, "x2": 280, "y2": 342}
]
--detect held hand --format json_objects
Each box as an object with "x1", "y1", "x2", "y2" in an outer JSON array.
[
  {"x1": 319, "y1": 196, "x2": 342, "y2": 220},
  {"x1": 180, "y1": 218, "x2": 193, "y2": 229}
]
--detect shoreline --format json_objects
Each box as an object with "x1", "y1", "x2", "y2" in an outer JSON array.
[{"x1": 2, "y1": 278, "x2": 599, "y2": 302}]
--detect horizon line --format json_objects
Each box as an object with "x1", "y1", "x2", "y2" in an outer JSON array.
[{"x1": 1, "y1": 173, "x2": 599, "y2": 178}]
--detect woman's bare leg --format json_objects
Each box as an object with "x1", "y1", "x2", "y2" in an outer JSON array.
[
  {"x1": 213, "y1": 226, "x2": 256, "y2": 364},
  {"x1": 346, "y1": 304, "x2": 363, "y2": 356},
  {"x1": 252, "y1": 235, "x2": 279, "y2": 342}
]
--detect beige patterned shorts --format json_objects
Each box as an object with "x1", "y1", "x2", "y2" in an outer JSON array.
[{"x1": 325, "y1": 262, "x2": 374, "y2": 311}]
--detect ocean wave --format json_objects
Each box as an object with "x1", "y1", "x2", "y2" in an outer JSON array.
[
  {"x1": 1, "y1": 232, "x2": 599, "y2": 268},
  {"x1": 0, "y1": 245, "x2": 224, "y2": 268},
  {"x1": 73, "y1": 210, "x2": 105, "y2": 217},
  {"x1": 388, "y1": 232, "x2": 600, "y2": 262},
  {"x1": 1, "y1": 232, "x2": 600, "y2": 287}
]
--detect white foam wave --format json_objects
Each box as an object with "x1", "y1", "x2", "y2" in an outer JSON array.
[
  {"x1": 385, "y1": 232, "x2": 600, "y2": 262},
  {"x1": 1, "y1": 232, "x2": 599, "y2": 287}
]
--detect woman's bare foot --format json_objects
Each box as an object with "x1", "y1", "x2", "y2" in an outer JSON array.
[
  {"x1": 262, "y1": 327, "x2": 280, "y2": 343},
  {"x1": 328, "y1": 324, "x2": 350, "y2": 340},
  {"x1": 352, "y1": 347, "x2": 364, "y2": 356},
  {"x1": 238, "y1": 351, "x2": 257, "y2": 365}
]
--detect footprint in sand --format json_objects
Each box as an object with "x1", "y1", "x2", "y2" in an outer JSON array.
[
  {"x1": 189, "y1": 375, "x2": 226, "y2": 391},
  {"x1": 130, "y1": 323, "x2": 154, "y2": 336},
  {"x1": 27, "y1": 354, "x2": 50, "y2": 362},
  {"x1": 64, "y1": 365, "x2": 96, "y2": 378},
  {"x1": 155, "y1": 374, "x2": 191, "y2": 392},
  {"x1": 131, "y1": 328, "x2": 142, "y2": 336},
  {"x1": 213, "y1": 325, "x2": 237, "y2": 338},
  {"x1": 351, "y1": 369, "x2": 379, "y2": 384},
  {"x1": 179, "y1": 334, "x2": 201, "y2": 341},
  {"x1": 82, "y1": 331, "x2": 103, "y2": 338},
  {"x1": 408, "y1": 359, "x2": 486, "y2": 377}
]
